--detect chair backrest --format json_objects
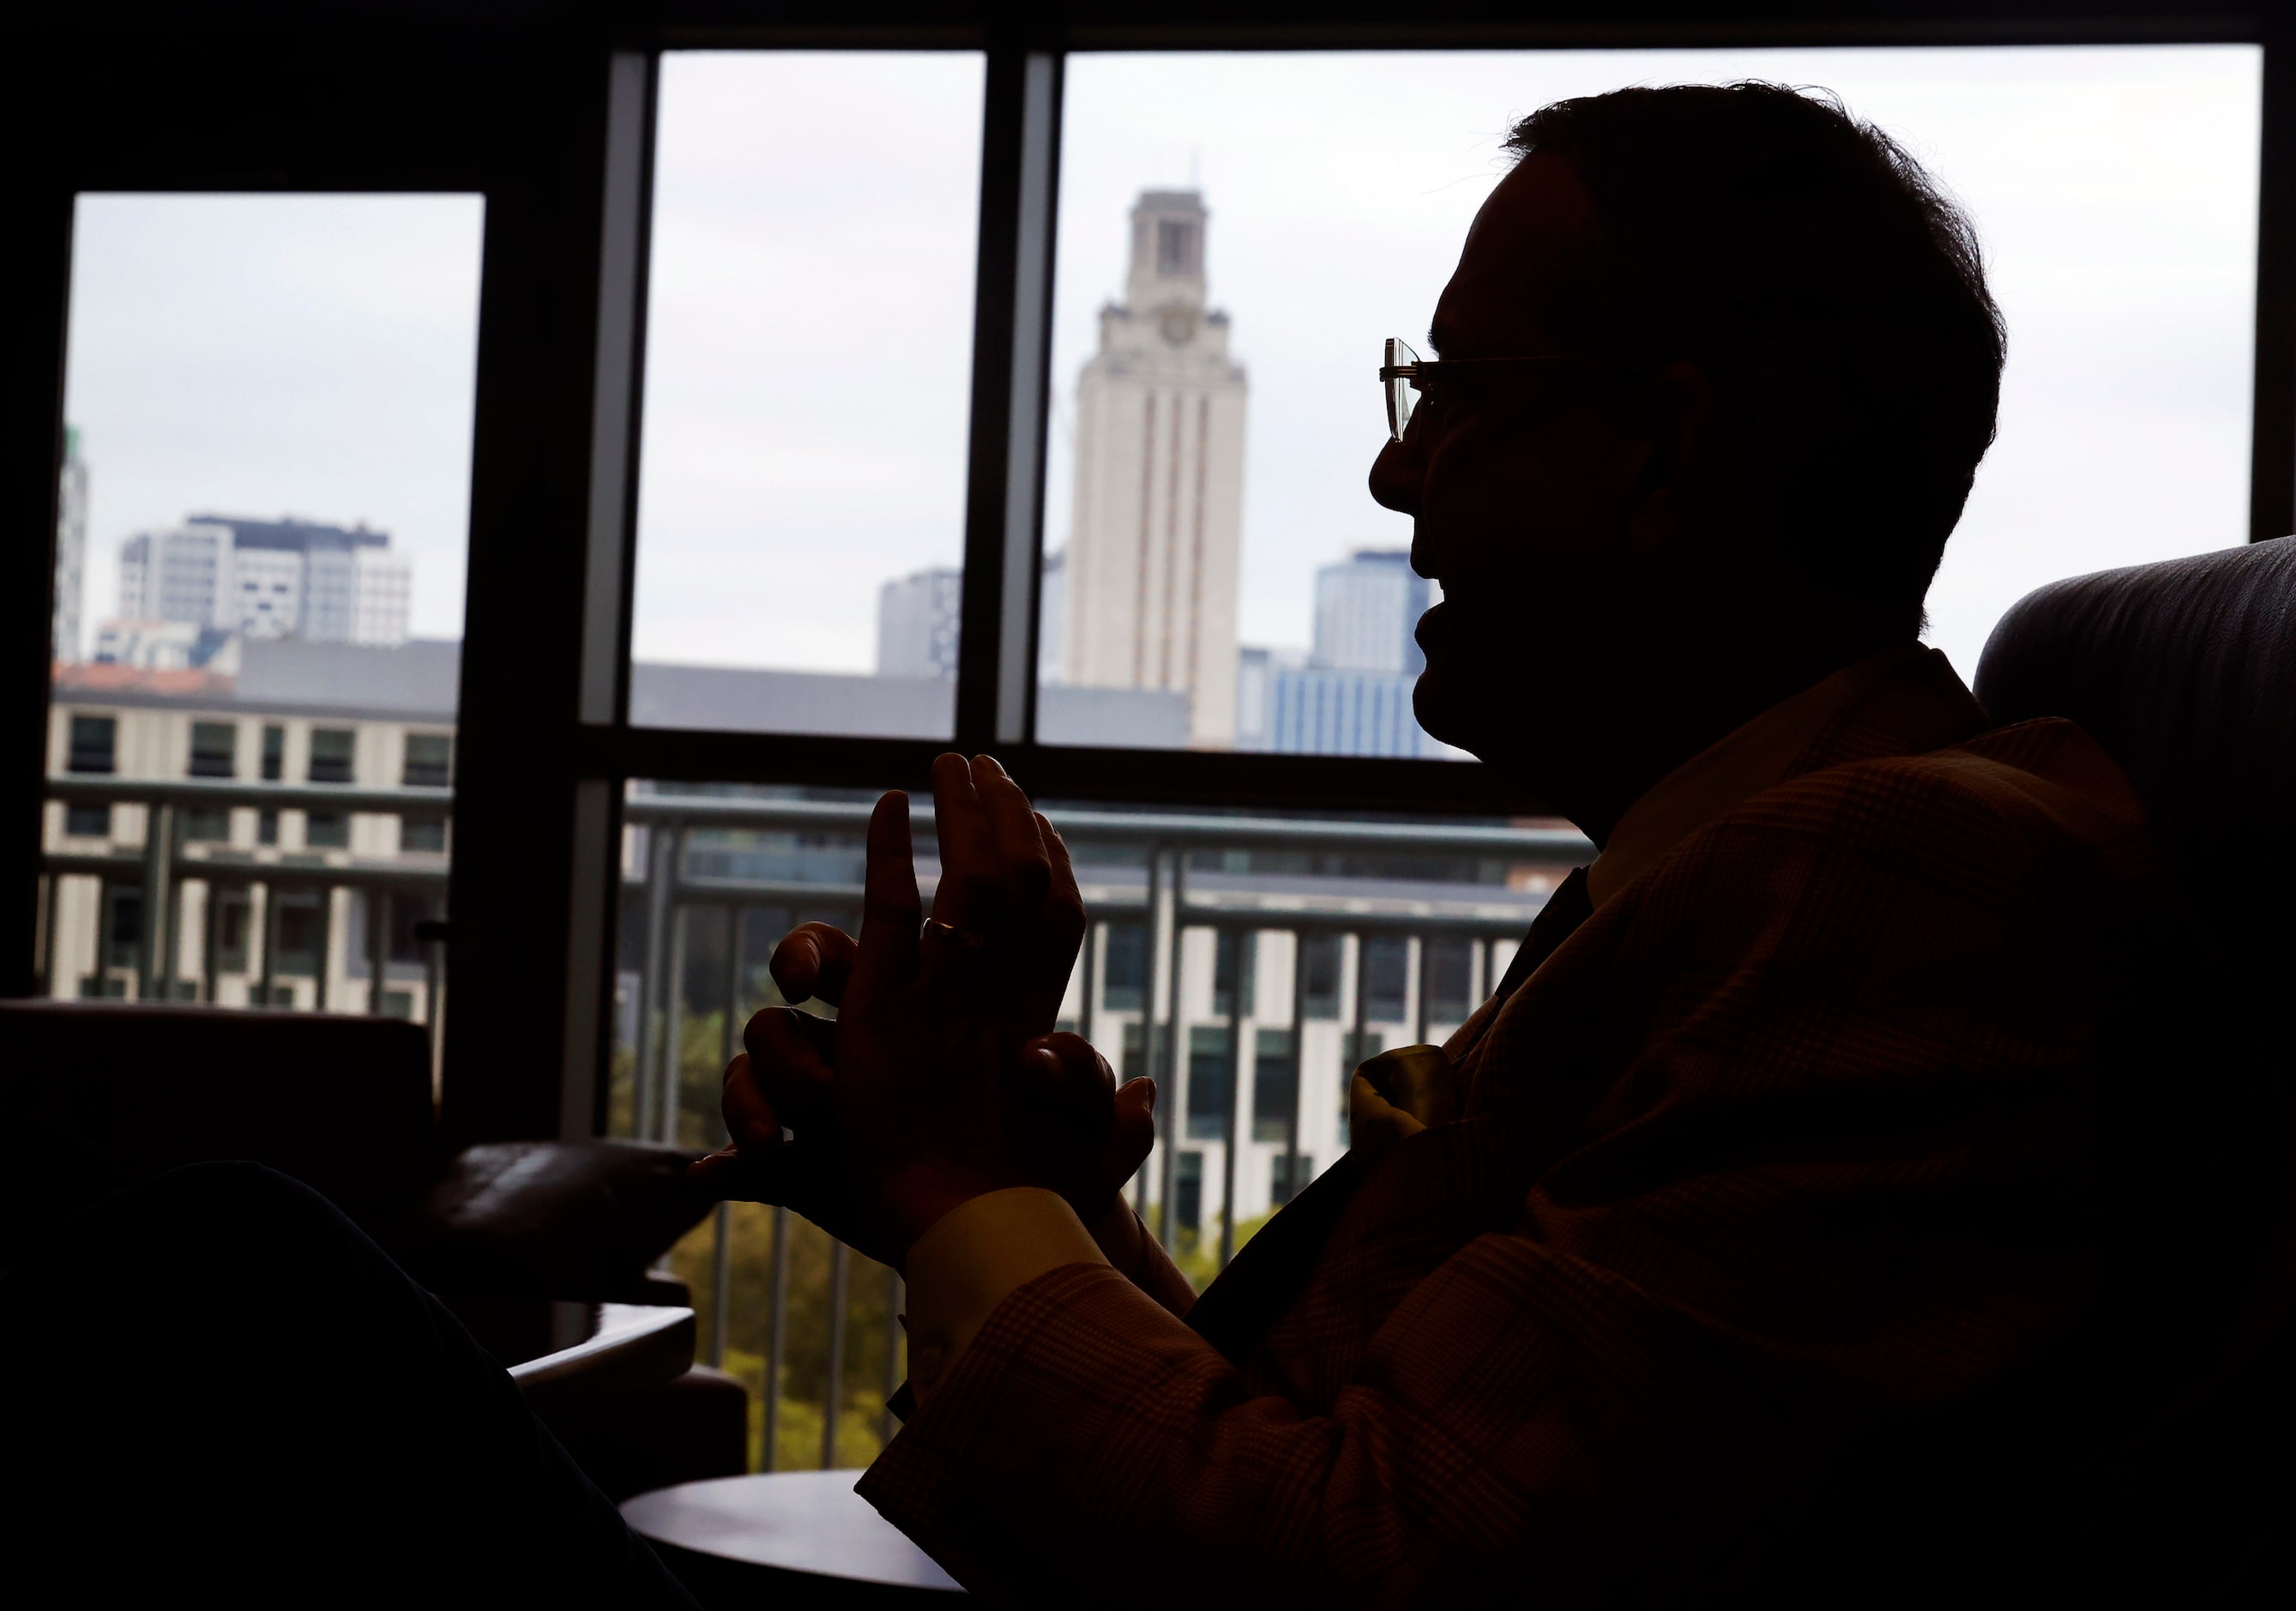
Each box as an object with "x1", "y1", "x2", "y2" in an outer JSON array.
[
  {"x1": 0, "y1": 1001, "x2": 437, "y2": 1256},
  {"x1": 1975, "y1": 539, "x2": 2296, "y2": 1597},
  {"x1": 1974, "y1": 534, "x2": 2296, "y2": 1003}
]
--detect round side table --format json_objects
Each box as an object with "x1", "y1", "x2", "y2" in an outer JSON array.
[{"x1": 623, "y1": 1469, "x2": 964, "y2": 1606}]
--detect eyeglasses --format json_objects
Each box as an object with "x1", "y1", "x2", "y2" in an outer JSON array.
[{"x1": 1379, "y1": 337, "x2": 1637, "y2": 443}]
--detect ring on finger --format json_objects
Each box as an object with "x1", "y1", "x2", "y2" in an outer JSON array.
[{"x1": 923, "y1": 920, "x2": 991, "y2": 950}]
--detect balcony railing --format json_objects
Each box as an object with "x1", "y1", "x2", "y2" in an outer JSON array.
[
  {"x1": 615, "y1": 788, "x2": 1589, "y2": 1469},
  {"x1": 36, "y1": 775, "x2": 1590, "y2": 1470},
  {"x1": 37, "y1": 775, "x2": 453, "y2": 1048}
]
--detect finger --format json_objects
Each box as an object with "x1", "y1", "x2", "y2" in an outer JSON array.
[
  {"x1": 976, "y1": 756, "x2": 1052, "y2": 932},
  {"x1": 744, "y1": 1009, "x2": 836, "y2": 1129},
  {"x1": 1015, "y1": 1031, "x2": 1116, "y2": 1118},
  {"x1": 928, "y1": 751, "x2": 998, "y2": 932},
  {"x1": 850, "y1": 788, "x2": 921, "y2": 999},
  {"x1": 1109, "y1": 1076, "x2": 1159, "y2": 1180},
  {"x1": 1034, "y1": 812, "x2": 1088, "y2": 967},
  {"x1": 769, "y1": 921, "x2": 859, "y2": 1006},
  {"x1": 740, "y1": 1002, "x2": 834, "y2": 1069},
  {"x1": 717, "y1": 1052, "x2": 782, "y2": 1150},
  {"x1": 688, "y1": 1143, "x2": 799, "y2": 1205}
]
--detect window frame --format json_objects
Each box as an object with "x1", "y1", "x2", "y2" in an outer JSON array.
[{"x1": 6, "y1": 4, "x2": 2291, "y2": 1151}]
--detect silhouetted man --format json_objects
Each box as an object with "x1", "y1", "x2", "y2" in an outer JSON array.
[{"x1": 706, "y1": 84, "x2": 2290, "y2": 1605}]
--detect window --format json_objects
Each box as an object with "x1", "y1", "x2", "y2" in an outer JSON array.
[
  {"x1": 67, "y1": 715, "x2": 115, "y2": 773},
  {"x1": 42, "y1": 191, "x2": 478, "y2": 1020},
  {"x1": 1361, "y1": 936, "x2": 1410, "y2": 1023},
  {"x1": 188, "y1": 721, "x2": 235, "y2": 778},
  {"x1": 1211, "y1": 928, "x2": 1255, "y2": 1018},
  {"x1": 1041, "y1": 46, "x2": 2262, "y2": 751},
  {"x1": 308, "y1": 728, "x2": 355, "y2": 784},
  {"x1": 1173, "y1": 1151, "x2": 1204, "y2": 1233},
  {"x1": 271, "y1": 893, "x2": 325, "y2": 976},
  {"x1": 1186, "y1": 1024, "x2": 1232, "y2": 1140},
  {"x1": 26, "y1": 25, "x2": 2286, "y2": 1473},
  {"x1": 627, "y1": 51, "x2": 986, "y2": 735},
  {"x1": 1102, "y1": 921, "x2": 1149, "y2": 1011},
  {"x1": 1253, "y1": 1027, "x2": 1297, "y2": 1144},
  {"x1": 402, "y1": 733, "x2": 451, "y2": 788},
  {"x1": 1299, "y1": 933, "x2": 1342, "y2": 1019},
  {"x1": 1425, "y1": 938, "x2": 1473, "y2": 1025}
]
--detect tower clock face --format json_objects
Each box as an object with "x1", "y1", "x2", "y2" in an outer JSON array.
[{"x1": 1159, "y1": 306, "x2": 1197, "y2": 346}]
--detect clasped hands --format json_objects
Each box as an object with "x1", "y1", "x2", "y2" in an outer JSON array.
[{"x1": 689, "y1": 754, "x2": 1159, "y2": 1273}]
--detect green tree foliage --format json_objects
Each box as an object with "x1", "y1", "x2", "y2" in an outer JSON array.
[{"x1": 670, "y1": 1201, "x2": 904, "y2": 1472}]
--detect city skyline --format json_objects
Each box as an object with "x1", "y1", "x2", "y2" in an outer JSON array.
[{"x1": 51, "y1": 49, "x2": 2269, "y2": 734}]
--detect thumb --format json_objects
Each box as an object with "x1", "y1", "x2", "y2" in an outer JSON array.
[{"x1": 1110, "y1": 1077, "x2": 1158, "y2": 1177}]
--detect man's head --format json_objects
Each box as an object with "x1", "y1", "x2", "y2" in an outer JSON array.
[{"x1": 1374, "y1": 83, "x2": 2004, "y2": 826}]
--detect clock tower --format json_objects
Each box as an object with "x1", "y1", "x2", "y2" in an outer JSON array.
[{"x1": 1061, "y1": 190, "x2": 1248, "y2": 746}]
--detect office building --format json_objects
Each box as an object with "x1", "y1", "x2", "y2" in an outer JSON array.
[
  {"x1": 1038, "y1": 549, "x2": 1066, "y2": 684},
  {"x1": 1313, "y1": 549, "x2": 1428, "y2": 674},
  {"x1": 111, "y1": 514, "x2": 413, "y2": 648},
  {"x1": 876, "y1": 564, "x2": 962, "y2": 679},
  {"x1": 1060, "y1": 190, "x2": 1248, "y2": 746},
  {"x1": 1238, "y1": 550, "x2": 1457, "y2": 759},
  {"x1": 54, "y1": 426, "x2": 87, "y2": 663}
]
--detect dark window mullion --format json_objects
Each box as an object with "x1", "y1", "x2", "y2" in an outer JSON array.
[
  {"x1": 953, "y1": 45, "x2": 1062, "y2": 751},
  {"x1": 2251, "y1": 32, "x2": 2296, "y2": 544}
]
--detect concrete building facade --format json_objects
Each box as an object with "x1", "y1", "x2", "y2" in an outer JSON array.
[
  {"x1": 54, "y1": 426, "x2": 87, "y2": 663},
  {"x1": 111, "y1": 514, "x2": 413, "y2": 650},
  {"x1": 1060, "y1": 190, "x2": 1248, "y2": 746},
  {"x1": 876, "y1": 564, "x2": 963, "y2": 679}
]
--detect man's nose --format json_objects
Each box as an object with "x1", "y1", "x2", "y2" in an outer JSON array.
[{"x1": 1368, "y1": 432, "x2": 1421, "y2": 516}]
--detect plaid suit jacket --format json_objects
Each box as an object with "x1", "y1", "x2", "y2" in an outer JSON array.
[{"x1": 859, "y1": 654, "x2": 2287, "y2": 1606}]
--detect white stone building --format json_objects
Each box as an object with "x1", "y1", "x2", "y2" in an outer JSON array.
[
  {"x1": 53, "y1": 426, "x2": 87, "y2": 663},
  {"x1": 1061, "y1": 190, "x2": 1248, "y2": 747}
]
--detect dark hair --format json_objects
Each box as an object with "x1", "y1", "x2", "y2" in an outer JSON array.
[{"x1": 1506, "y1": 83, "x2": 2005, "y2": 631}]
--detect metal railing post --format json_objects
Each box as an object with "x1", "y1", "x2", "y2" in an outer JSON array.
[
  {"x1": 39, "y1": 872, "x2": 61, "y2": 999},
  {"x1": 1219, "y1": 923, "x2": 1244, "y2": 1270},
  {"x1": 1412, "y1": 933, "x2": 1430, "y2": 1046},
  {"x1": 708, "y1": 1200, "x2": 731, "y2": 1370},
  {"x1": 1135, "y1": 847, "x2": 1161, "y2": 1222},
  {"x1": 880, "y1": 1267, "x2": 904, "y2": 1448},
  {"x1": 1285, "y1": 926, "x2": 1307, "y2": 1206},
  {"x1": 1156, "y1": 846, "x2": 1188, "y2": 1250},
  {"x1": 821, "y1": 1241, "x2": 850, "y2": 1469},
  {"x1": 314, "y1": 885, "x2": 335, "y2": 1013},
  {"x1": 368, "y1": 888, "x2": 389, "y2": 1013},
  {"x1": 636, "y1": 824, "x2": 679, "y2": 1143},
  {"x1": 137, "y1": 802, "x2": 172, "y2": 1001},
  {"x1": 256, "y1": 882, "x2": 277, "y2": 1009},
  {"x1": 659, "y1": 900, "x2": 690, "y2": 1143},
  {"x1": 201, "y1": 879, "x2": 223, "y2": 1003},
  {"x1": 1347, "y1": 932, "x2": 1369, "y2": 1139},
  {"x1": 763, "y1": 1204, "x2": 790, "y2": 1472}
]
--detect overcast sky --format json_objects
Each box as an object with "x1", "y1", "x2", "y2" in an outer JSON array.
[
  {"x1": 1050, "y1": 45, "x2": 2263, "y2": 682},
  {"x1": 63, "y1": 193, "x2": 484, "y2": 651},
  {"x1": 61, "y1": 43, "x2": 2261, "y2": 696}
]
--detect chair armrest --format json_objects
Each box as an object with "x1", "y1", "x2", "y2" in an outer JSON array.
[
  {"x1": 509, "y1": 1303, "x2": 696, "y2": 1421},
  {"x1": 408, "y1": 1139, "x2": 711, "y2": 1300}
]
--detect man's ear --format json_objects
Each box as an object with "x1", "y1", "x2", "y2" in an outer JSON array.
[{"x1": 1622, "y1": 361, "x2": 1711, "y2": 554}]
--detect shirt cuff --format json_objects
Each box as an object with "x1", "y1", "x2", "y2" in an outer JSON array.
[{"x1": 902, "y1": 1186, "x2": 1107, "y2": 1403}]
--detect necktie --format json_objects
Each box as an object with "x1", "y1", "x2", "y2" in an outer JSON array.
[{"x1": 1184, "y1": 866, "x2": 1595, "y2": 1366}]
